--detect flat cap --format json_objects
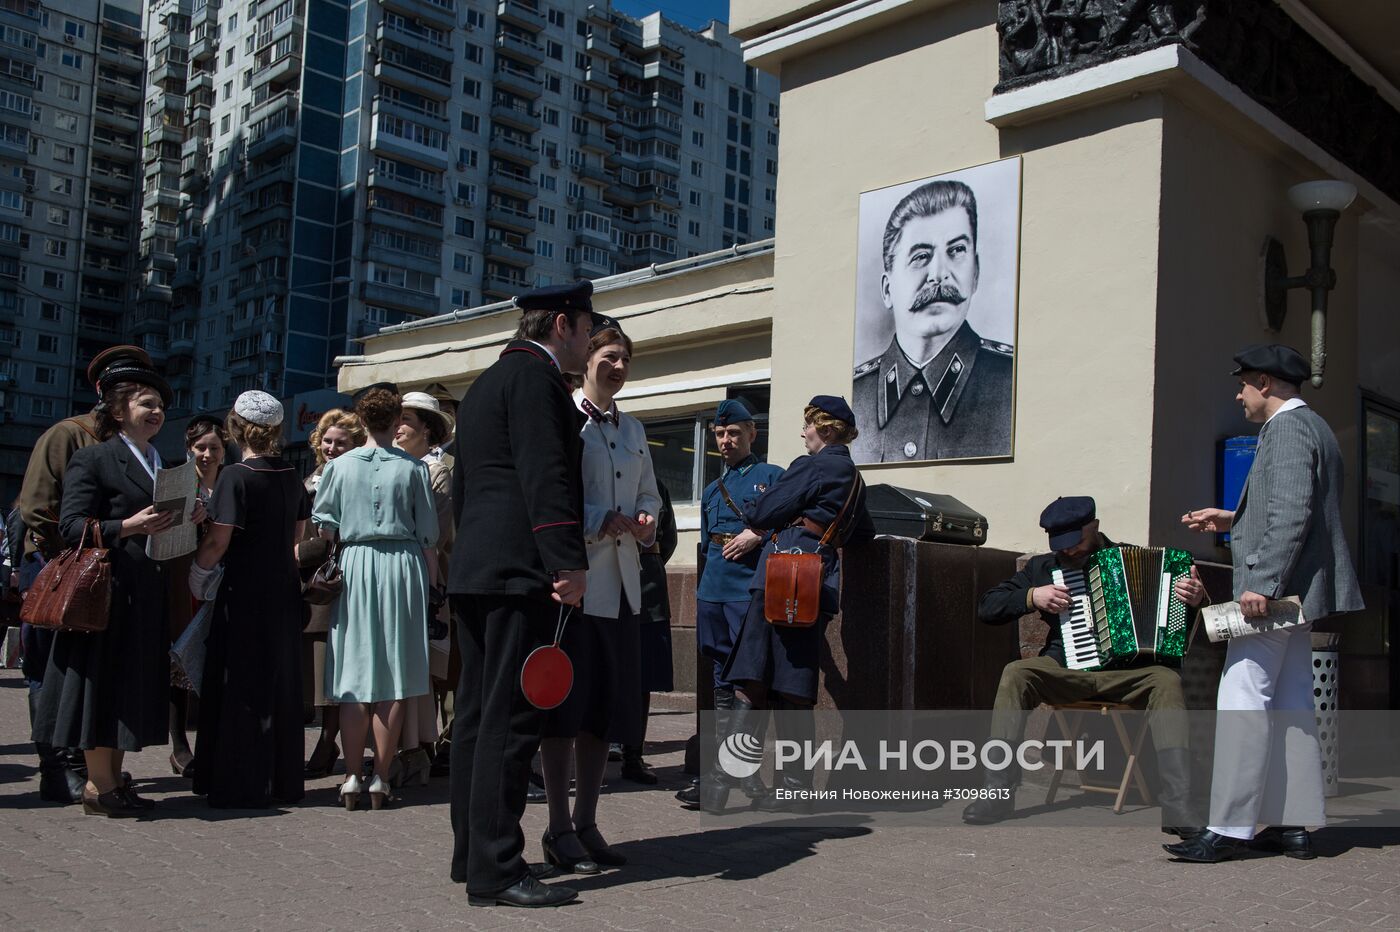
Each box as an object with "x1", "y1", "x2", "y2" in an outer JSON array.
[
  {"x1": 514, "y1": 279, "x2": 594, "y2": 314},
  {"x1": 808, "y1": 394, "x2": 856, "y2": 427},
  {"x1": 714, "y1": 398, "x2": 754, "y2": 426},
  {"x1": 87, "y1": 345, "x2": 153, "y2": 390},
  {"x1": 1039, "y1": 496, "x2": 1096, "y2": 551},
  {"x1": 1231, "y1": 344, "x2": 1309, "y2": 385}
]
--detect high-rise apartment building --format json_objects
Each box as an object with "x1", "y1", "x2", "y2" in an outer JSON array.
[
  {"x1": 0, "y1": 0, "x2": 145, "y2": 500},
  {"x1": 137, "y1": 0, "x2": 778, "y2": 415}
]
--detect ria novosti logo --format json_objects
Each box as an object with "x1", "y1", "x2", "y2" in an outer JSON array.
[{"x1": 717, "y1": 732, "x2": 764, "y2": 779}]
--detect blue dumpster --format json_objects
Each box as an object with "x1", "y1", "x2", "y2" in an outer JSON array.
[{"x1": 1218, "y1": 436, "x2": 1257, "y2": 544}]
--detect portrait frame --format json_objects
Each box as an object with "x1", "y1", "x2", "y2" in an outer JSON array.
[{"x1": 849, "y1": 155, "x2": 1023, "y2": 466}]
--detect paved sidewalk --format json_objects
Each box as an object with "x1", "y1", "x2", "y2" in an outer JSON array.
[{"x1": 3, "y1": 669, "x2": 1400, "y2": 931}]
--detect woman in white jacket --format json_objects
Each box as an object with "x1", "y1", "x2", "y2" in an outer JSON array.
[{"x1": 540, "y1": 320, "x2": 660, "y2": 875}]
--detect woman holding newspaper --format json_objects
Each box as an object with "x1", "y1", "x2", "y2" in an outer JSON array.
[{"x1": 31, "y1": 363, "x2": 185, "y2": 817}]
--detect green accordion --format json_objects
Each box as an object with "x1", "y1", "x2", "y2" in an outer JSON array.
[{"x1": 1053, "y1": 546, "x2": 1194, "y2": 671}]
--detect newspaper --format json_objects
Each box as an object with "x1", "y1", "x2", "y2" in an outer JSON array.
[
  {"x1": 145, "y1": 459, "x2": 199, "y2": 561},
  {"x1": 1202, "y1": 596, "x2": 1305, "y2": 643}
]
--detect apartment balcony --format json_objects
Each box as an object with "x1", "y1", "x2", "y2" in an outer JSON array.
[
  {"x1": 372, "y1": 58, "x2": 451, "y2": 99},
  {"x1": 191, "y1": 0, "x2": 221, "y2": 29},
  {"x1": 486, "y1": 202, "x2": 536, "y2": 234},
  {"x1": 585, "y1": 36, "x2": 616, "y2": 60},
  {"x1": 251, "y1": 50, "x2": 302, "y2": 90},
  {"x1": 87, "y1": 198, "x2": 134, "y2": 221},
  {"x1": 92, "y1": 133, "x2": 138, "y2": 162},
  {"x1": 365, "y1": 166, "x2": 445, "y2": 202},
  {"x1": 487, "y1": 169, "x2": 536, "y2": 201},
  {"x1": 582, "y1": 98, "x2": 612, "y2": 123},
  {"x1": 96, "y1": 74, "x2": 142, "y2": 103},
  {"x1": 189, "y1": 34, "x2": 219, "y2": 63},
  {"x1": 78, "y1": 292, "x2": 126, "y2": 314},
  {"x1": 142, "y1": 188, "x2": 182, "y2": 212},
  {"x1": 242, "y1": 202, "x2": 294, "y2": 230},
  {"x1": 483, "y1": 272, "x2": 528, "y2": 300},
  {"x1": 585, "y1": 3, "x2": 610, "y2": 26},
  {"x1": 381, "y1": 0, "x2": 457, "y2": 32},
  {"x1": 361, "y1": 281, "x2": 441, "y2": 316},
  {"x1": 368, "y1": 123, "x2": 449, "y2": 172},
  {"x1": 487, "y1": 133, "x2": 539, "y2": 165},
  {"x1": 249, "y1": 119, "x2": 298, "y2": 160},
  {"x1": 370, "y1": 94, "x2": 450, "y2": 132},
  {"x1": 243, "y1": 161, "x2": 294, "y2": 193},
  {"x1": 82, "y1": 260, "x2": 130, "y2": 282},
  {"x1": 76, "y1": 313, "x2": 124, "y2": 340},
  {"x1": 94, "y1": 105, "x2": 140, "y2": 132},
  {"x1": 612, "y1": 57, "x2": 643, "y2": 80},
  {"x1": 250, "y1": 89, "x2": 298, "y2": 124},
  {"x1": 169, "y1": 331, "x2": 196, "y2": 354},
  {"x1": 146, "y1": 122, "x2": 183, "y2": 146},
  {"x1": 84, "y1": 227, "x2": 130, "y2": 252},
  {"x1": 576, "y1": 128, "x2": 609, "y2": 155},
  {"x1": 485, "y1": 239, "x2": 532, "y2": 268},
  {"x1": 489, "y1": 102, "x2": 540, "y2": 133},
  {"x1": 493, "y1": 66, "x2": 541, "y2": 100},
  {"x1": 186, "y1": 70, "x2": 214, "y2": 95},
  {"x1": 574, "y1": 162, "x2": 612, "y2": 186},
  {"x1": 494, "y1": 32, "x2": 544, "y2": 66},
  {"x1": 180, "y1": 162, "x2": 210, "y2": 192},
  {"x1": 375, "y1": 21, "x2": 453, "y2": 61},
  {"x1": 150, "y1": 61, "x2": 186, "y2": 88},
  {"x1": 573, "y1": 261, "x2": 611, "y2": 279},
  {"x1": 97, "y1": 40, "x2": 143, "y2": 69},
  {"x1": 188, "y1": 100, "x2": 213, "y2": 126},
  {"x1": 574, "y1": 225, "x2": 613, "y2": 251},
  {"x1": 144, "y1": 155, "x2": 181, "y2": 180},
  {"x1": 497, "y1": 0, "x2": 545, "y2": 31},
  {"x1": 583, "y1": 64, "x2": 616, "y2": 91}
]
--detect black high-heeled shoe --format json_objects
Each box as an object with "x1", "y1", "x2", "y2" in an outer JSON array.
[
  {"x1": 304, "y1": 739, "x2": 340, "y2": 779},
  {"x1": 169, "y1": 749, "x2": 195, "y2": 777},
  {"x1": 541, "y1": 830, "x2": 600, "y2": 875},
  {"x1": 575, "y1": 824, "x2": 626, "y2": 867}
]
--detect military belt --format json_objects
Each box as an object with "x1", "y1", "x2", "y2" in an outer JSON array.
[{"x1": 709, "y1": 533, "x2": 737, "y2": 545}]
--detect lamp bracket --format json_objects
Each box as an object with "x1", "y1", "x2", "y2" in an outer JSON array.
[{"x1": 1260, "y1": 236, "x2": 1289, "y2": 331}]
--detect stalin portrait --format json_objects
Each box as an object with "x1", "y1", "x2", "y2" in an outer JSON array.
[{"x1": 851, "y1": 172, "x2": 1017, "y2": 464}]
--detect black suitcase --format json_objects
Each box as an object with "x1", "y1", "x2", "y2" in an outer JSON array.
[{"x1": 864, "y1": 485, "x2": 988, "y2": 545}]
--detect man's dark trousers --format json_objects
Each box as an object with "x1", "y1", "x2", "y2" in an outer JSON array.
[{"x1": 449, "y1": 594, "x2": 553, "y2": 895}]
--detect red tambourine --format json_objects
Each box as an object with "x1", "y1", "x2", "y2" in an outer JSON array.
[{"x1": 521, "y1": 605, "x2": 574, "y2": 710}]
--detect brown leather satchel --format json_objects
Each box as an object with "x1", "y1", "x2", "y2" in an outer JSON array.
[
  {"x1": 302, "y1": 537, "x2": 343, "y2": 606},
  {"x1": 763, "y1": 476, "x2": 863, "y2": 627},
  {"x1": 19, "y1": 519, "x2": 111, "y2": 633}
]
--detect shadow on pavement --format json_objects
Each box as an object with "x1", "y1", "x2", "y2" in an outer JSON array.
[{"x1": 557, "y1": 817, "x2": 875, "y2": 892}]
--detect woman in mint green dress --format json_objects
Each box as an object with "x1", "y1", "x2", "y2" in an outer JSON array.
[{"x1": 312, "y1": 384, "x2": 439, "y2": 810}]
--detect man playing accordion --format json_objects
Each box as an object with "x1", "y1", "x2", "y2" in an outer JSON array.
[{"x1": 964, "y1": 496, "x2": 1206, "y2": 836}]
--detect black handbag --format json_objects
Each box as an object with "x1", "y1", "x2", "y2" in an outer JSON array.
[{"x1": 302, "y1": 537, "x2": 343, "y2": 606}]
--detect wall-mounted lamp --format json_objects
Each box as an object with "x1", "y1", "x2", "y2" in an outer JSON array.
[{"x1": 1260, "y1": 179, "x2": 1357, "y2": 388}]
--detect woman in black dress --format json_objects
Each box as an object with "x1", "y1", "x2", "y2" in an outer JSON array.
[
  {"x1": 191, "y1": 392, "x2": 310, "y2": 808},
  {"x1": 34, "y1": 366, "x2": 182, "y2": 817},
  {"x1": 711, "y1": 395, "x2": 873, "y2": 813}
]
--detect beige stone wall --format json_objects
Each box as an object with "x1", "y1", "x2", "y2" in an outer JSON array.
[
  {"x1": 1152, "y1": 95, "x2": 1363, "y2": 555},
  {"x1": 764, "y1": 3, "x2": 1169, "y2": 554}
]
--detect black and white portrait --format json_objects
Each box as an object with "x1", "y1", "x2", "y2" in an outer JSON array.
[{"x1": 850, "y1": 157, "x2": 1021, "y2": 464}]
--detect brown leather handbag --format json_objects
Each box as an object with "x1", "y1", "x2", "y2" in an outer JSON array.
[
  {"x1": 763, "y1": 476, "x2": 863, "y2": 627},
  {"x1": 302, "y1": 537, "x2": 343, "y2": 606},
  {"x1": 19, "y1": 519, "x2": 111, "y2": 633}
]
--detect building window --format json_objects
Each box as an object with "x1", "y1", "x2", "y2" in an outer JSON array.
[
  {"x1": 454, "y1": 216, "x2": 475, "y2": 238},
  {"x1": 543, "y1": 107, "x2": 559, "y2": 126},
  {"x1": 547, "y1": 40, "x2": 563, "y2": 61},
  {"x1": 535, "y1": 239, "x2": 553, "y2": 259},
  {"x1": 766, "y1": 158, "x2": 777, "y2": 175},
  {"x1": 689, "y1": 190, "x2": 702, "y2": 207},
  {"x1": 46, "y1": 205, "x2": 67, "y2": 226},
  {"x1": 688, "y1": 220, "x2": 700, "y2": 236},
  {"x1": 63, "y1": 20, "x2": 85, "y2": 40},
  {"x1": 464, "y1": 42, "x2": 483, "y2": 64},
  {"x1": 545, "y1": 74, "x2": 560, "y2": 93},
  {"x1": 462, "y1": 77, "x2": 481, "y2": 98},
  {"x1": 450, "y1": 287, "x2": 468, "y2": 306},
  {"x1": 58, "y1": 81, "x2": 78, "y2": 101},
  {"x1": 53, "y1": 143, "x2": 74, "y2": 163},
  {"x1": 37, "y1": 332, "x2": 57, "y2": 353},
  {"x1": 691, "y1": 130, "x2": 703, "y2": 147},
  {"x1": 40, "y1": 301, "x2": 59, "y2": 320},
  {"x1": 49, "y1": 175, "x2": 71, "y2": 195},
  {"x1": 693, "y1": 101, "x2": 704, "y2": 118},
  {"x1": 466, "y1": 8, "x2": 486, "y2": 29},
  {"x1": 457, "y1": 147, "x2": 478, "y2": 168},
  {"x1": 548, "y1": 9, "x2": 566, "y2": 27},
  {"x1": 59, "y1": 51, "x2": 82, "y2": 70},
  {"x1": 34, "y1": 364, "x2": 54, "y2": 384},
  {"x1": 41, "y1": 270, "x2": 62, "y2": 289},
  {"x1": 767, "y1": 130, "x2": 778, "y2": 146},
  {"x1": 460, "y1": 112, "x2": 479, "y2": 133},
  {"x1": 30, "y1": 397, "x2": 56, "y2": 418},
  {"x1": 455, "y1": 182, "x2": 476, "y2": 204},
  {"x1": 452, "y1": 252, "x2": 470, "y2": 272},
  {"x1": 690, "y1": 160, "x2": 702, "y2": 178},
  {"x1": 537, "y1": 205, "x2": 555, "y2": 224},
  {"x1": 763, "y1": 216, "x2": 774, "y2": 231},
  {"x1": 539, "y1": 173, "x2": 556, "y2": 192}
]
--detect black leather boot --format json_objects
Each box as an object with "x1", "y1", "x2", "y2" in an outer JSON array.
[
  {"x1": 680, "y1": 688, "x2": 736, "y2": 809},
  {"x1": 1155, "y1": 747, "x2": 1202, "y2": 839},
  {"x1": 700, "y1": 691, "x2": 752, "y2": 813},
  {"x1": 36, "y1": 742, "x2": 84, "y2": 804},
  {"x1": 961, "y1": 762, "x2": 1018, "y2": 825},
  {"x1": 755, "y1": 697, "x2": 815, "y2": 813},
  {"x1": 739, "y1": 704, "x2": 769, "y2": 800}
]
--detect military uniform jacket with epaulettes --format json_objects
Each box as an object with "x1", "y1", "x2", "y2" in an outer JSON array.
[
  {"x1": 697, "y1": 454, "x2": 784, "y2": 603},
  {"x1": 850, "y1": 322, "x2": 1013, "y2": 462}
]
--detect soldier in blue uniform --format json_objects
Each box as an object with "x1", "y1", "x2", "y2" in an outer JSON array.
[
  {"x1": 676, "y1": 399, "x2": 783, "y2": 809},
  {"x1": 705, "y1": 395, "x2": 874, "y2": 813},
  {"x1": 850, "y1": 178, "x2": 1014, "y2": 463}
]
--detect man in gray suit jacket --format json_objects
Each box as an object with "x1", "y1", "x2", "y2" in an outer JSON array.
[{"x1": 1168, "y1": 344, "x2": 1363, "y2": 863}]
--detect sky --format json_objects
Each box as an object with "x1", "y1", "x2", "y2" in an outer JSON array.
[{"x1": 610, "y1": 0, "x2": 730, "y2": 30}]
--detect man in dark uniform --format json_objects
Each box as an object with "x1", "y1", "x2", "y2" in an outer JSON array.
[
  {"x1": 16, "y1": 344, "x2": 153, "y2": 804},
  {"x1": 676, "y1": 399, "x2": 784, "y2": 808},
  {"x1": 964, "y1": 496, "x2": 1207, "y2": 835},
  {"x1": 851, "y1": 179, "x2": 1013, "y2": 462},
  {"x1": 448, "y1": 280, "x2": 599, "y2": 909}
]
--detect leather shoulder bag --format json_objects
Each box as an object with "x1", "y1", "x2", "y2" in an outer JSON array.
[
  {"x1": 763, "y1": 475, "x2": 863, "y2": 627},
  {"x1": 19, "y1": 519, "x2": 111, "y2": 633},
  {"x1": 303, "y1": 537, "x2": 343, "y2": 605}
]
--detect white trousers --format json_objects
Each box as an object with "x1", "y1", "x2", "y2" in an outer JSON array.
[{"x1": 1207, "y1": 622, "x2": 1325, "y2": 839}]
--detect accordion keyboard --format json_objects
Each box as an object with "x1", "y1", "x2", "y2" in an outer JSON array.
[{"x1": 1053, "y1": 568, "x2": 1099, "y2": 670}]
